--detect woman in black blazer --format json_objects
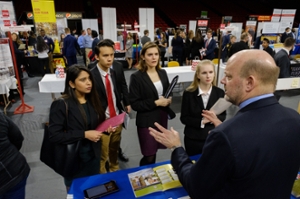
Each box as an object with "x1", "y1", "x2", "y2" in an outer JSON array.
[
  {"x1": 129, "y1": 42, "x2": 175, "y2": 166},
  {"x1": 180, "y1": 60, "x2": 226, "y2": 156},
  {"x1": 49, "y1": 65, "x2": 108, "y2": 190}
]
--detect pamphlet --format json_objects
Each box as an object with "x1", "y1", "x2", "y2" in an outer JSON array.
[
  {"x1": 210, "y1": 98, "x2": 232, "y2": 115},
  {"x1": 96, "y1": 112, "x2": 126, "y2": 131},
  {"x1": 128, "y1": 164, "x2": 181, "y2": 198}
]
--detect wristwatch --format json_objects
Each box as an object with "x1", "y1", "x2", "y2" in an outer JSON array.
[{"x1": 170, "y1": 145, "x2": 182, "y2": 151}]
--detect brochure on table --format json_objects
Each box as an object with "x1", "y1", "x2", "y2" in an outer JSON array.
[{"x1": 128, "y1": 164, "x2": 182, "y2": 198}]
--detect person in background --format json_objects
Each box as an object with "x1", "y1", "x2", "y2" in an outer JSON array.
[
  {"x1": 185, "y1": 30, "x2": 194, "y2": 65},
  {"x1": 280, "y1": 27, "x2": 293, "y2": 43},
  {"x1": 63, "y1": 28, "x2": 80, "y2": 67},
  {"x1": 254, "y1": 29, "x2": 263, "y2": 49},
  {"x1": 228, "y1": 32, "x2": 249, "y2": 58},
  {"x1": 262, "y1": 38, "x2": 274, "y2": 57},
  {"x1": 125, "y1": 32, "x2": 134, "y2": 69},
  {"x1": 11, "y1": 32, "x2": 27, "y2": 95},
  {"x1": 180, "y1": 60, "x2": 226, "y2": 156},
  {"x1": 28, "y1": 31, "x2": 37, "y2": 47},
  {"x1": 84, "y1": 28, "x2": 93, "y2": 66},
  {"x1": 90, "y1": 30, "x2": 100, "y2": 61},
  {"x1": 78, "y1": 30, "x2": 86, "y2": 66},
  {"x1": 0, "y1": 112, "x2": 30, "y2": 199},
  {"x1": 171, "y1": 29, "x2": 184, "y2": 65},
  {"x1": 156, "y1": 32, "x2": 167, "y2": 67},
  {"x1": 36, "y1": 36, "x2": 50, "y2": 75},
  {"x1": 49, "y1": 65, "x2": 113, "y2": 191},
  {"x1": 221, "y1": 30, "x2": 232, "y2": 62},
  {"x1": 129, "y1": 42, "x2": 175, "y2": 166},
  {"x1": 203, "y1": 30, "x2": 216, "y2": 60},
  {"x1": 117, "y1": 31, "x2": 124, "y2": 50},
  {"x1": 149, "y1": 49, "x2": 300, "y2": 199},
  {"x1": 141, "y1": 29, "x2": 151, "y2": 46},
  {"x1": 190, "y1": 29, "x2": 204, "y2": 60},
  {"x1": 223, "y1": 35, "x2": 236, "y2": 62},
  {"x1": 90, "y1": 40, "x2": 126, "y2": 173},
  {"x1": 40, "y1": 29, "x2": 55, "y2": 73},
  {"x1": 59, "y1": 33, "x2": 65, "y2": 52},
  {"x1": 71, "y1": 29, "x2": 77, "y2": 37}
]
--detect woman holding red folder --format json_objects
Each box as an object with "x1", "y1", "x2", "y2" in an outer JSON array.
[
  {"x1": 48, "y1": 65, "x2": 113, "y2": 191},
  {"x1": 180, "y1": 60, "x2": 226, "y2": 156},
  {"x1": 129, "y1": 42, "x2": 175, "y2": 166}
]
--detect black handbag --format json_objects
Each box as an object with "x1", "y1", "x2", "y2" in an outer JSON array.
[{"x1": 40, "y1": 99, "x2": 81, "y2": 178}]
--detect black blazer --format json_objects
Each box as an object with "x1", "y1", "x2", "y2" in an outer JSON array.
[
  {"x1": 172, "y1": 97, "x2": 300, "y2": 199},
  {"x1": 48, "y1": 98, "x2": 101, "y2": 158},
  {"x1": 129, "y1": 69, "x2": 175, "y2": 128},
  {"x1": 274, "y1": 49, "x2": 290, "y2": 78},
  {"x1": 90, "y1": 66, "x2": 124, "y2": 114},
  {"x1": 180, "y1": 86, "x2": 226, "y2": 140}
]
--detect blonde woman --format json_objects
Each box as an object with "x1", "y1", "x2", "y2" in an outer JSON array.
[
  {"x1": 125, "y1": 32, "x2": 134, "y2": 69},
  {"x1": 180, "y1": 60, "x2": 226, "y2": 156}
]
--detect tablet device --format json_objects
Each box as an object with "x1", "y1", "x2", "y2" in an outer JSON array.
[{"x1": 164, "y1": 75, "x2": 179, "y2": 98}]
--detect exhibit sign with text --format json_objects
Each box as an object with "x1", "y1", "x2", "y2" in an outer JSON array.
[
  {"x1": 0, "y1": 1, "x2": 17, "y2": 37},
  {"x1": 31, "y1": 0, "x2": 57, "y2": 38}
]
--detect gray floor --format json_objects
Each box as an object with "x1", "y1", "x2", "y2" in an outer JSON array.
[{"x1": 2, "y1": 64, "x2": 300, "y2": 199}]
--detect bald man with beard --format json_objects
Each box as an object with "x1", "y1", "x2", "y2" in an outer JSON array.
[{"x1": 149, "y1": 50, "x2": 300, "y2": 199}]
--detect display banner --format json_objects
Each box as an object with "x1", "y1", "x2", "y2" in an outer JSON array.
[
  {"x1": 196, "y1": 19, "x2": 209, "y2": 35},
  {"x1": 297, "y1": 24, "x2": 300, "y2": 44},
  {"x1": 31, "y1": 0, "x2": 57, "y2": 39},
  {"x1": 271, "y1": 9, "x2": 282, "y2": 22},
  {"x1": 0, "y1": 1, "x2": 16, "y2": 37}
]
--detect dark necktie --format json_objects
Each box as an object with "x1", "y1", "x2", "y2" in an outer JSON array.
[{"x1": 105, "y1": 74, "x2": 116, "y2": 117}]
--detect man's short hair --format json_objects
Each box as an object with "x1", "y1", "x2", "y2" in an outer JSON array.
[
  {"x1": 144, "y1": 29, "x2": 149, "y2": 35},
  {"x1": 91, "y1": 30, "x2": 98, "y2": 38},
  {"x1": 94, "y1": 39, "x2": 114, "y2": 55},
  {"x1": 40, "y1": 29, "x2": 45, "y2": 32},
  {"x1": 230, "y1": 35, "x2": 236, "y2": 39},
  {"x1": 285, "y1": 27, "x2": 290, "y2": 31},
  {"x1": 81, "y1": 30, "x2": 85, "y2": 34},
  {"x1": 284, "y1": 37, "x2": 295, "y2": 48},
  {"x1": 64, "y1": 28, "x2": 70, "y2": 33},
  {"x1": 263, "y1": 38, "x2": 270, "y2": 44}
]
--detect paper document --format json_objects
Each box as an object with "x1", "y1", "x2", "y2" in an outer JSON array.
[
  {"x1": 18, "y1": 44, "x2": 26, "y2": 50},
  {"x1": 96, "y1": 112, "x2": 126, "y2": 131},
  {"x1": 210, "y1": 98, "x2": 232, "y2": 115}
]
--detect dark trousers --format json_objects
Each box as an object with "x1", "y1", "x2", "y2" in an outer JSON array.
[
  {"x1": 38, "y1": 57, "x2": 50, "y2": 75},
  {"x1": 184, "y1": 136, "x2": 206, "y2": 156},
  {"x1": 80, "y1": 48, "x2": 86, "y2": 66},
  {"x1": 172, "y1": 49, "x2": 183, "y2": 66},
  {"x1": 0, "y1": 175, "x2": 28, "y2": 199},
  {"x1": 160, "y1": 51, "x2": 166, "y2": 67},
  {"x1": 66, "y1": 56, "x2": 78, "y2": 67}
]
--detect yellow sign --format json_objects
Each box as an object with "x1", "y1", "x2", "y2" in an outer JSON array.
[{"x1": 31, "y1": 0, "x2": 56, "y2": 22}]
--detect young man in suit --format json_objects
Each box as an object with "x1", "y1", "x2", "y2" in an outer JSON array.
[
  {"x1": 62, "y1": 28, "x2": 80, "y2": 66},
  {"x1": 203, "y1": 30, "x2": 216, "y2": 60},
  {"x1": 90, "y1": 39, "x2": 126, "y2": 173},
  {"x1": 228, "y1": 32, "x2": 249, "y2": 58},
  {"x1": 149, "y1": 49, "x2": 300, "y2": 199}
]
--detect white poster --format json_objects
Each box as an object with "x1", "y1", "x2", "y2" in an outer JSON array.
[
  {"x1": 262, "y1": 22, "x2": 280, "y2": 34},
  {"x1": 101, "y1": 8, "x2": 116, "y2": 41},
  {"x1": 278, "y1": 21, "x2": 293, "y2": 33},
  {"x1": 189, "y1": 20, "x2": 197, "y2": 32},
  {"x1": 256, "y1": 22, "x2": 264, "y2": 37},
  {"x1": 139, "y1": 8, "x2": 154, "y2": 41},
  {"x1": 281, "y1": 9, "x2": 296, "y2": 24},
  {"x1": 227, "y1": 23, "x2": 243, "y2": 42},
  {"x1": 271, "y1": 9, "x2": 282, "y2": 22},
  {"x1": 56, "y1": 18, "x2": 68, "y2": 38},
  {"x1": 82, "y1": 19, "x2": 99, "y2": 39},
  {"x1": 0, "y1": 1, "x2": 16, "y2": 37},
  {"x1": 0, "y1": 38, "x2": 14, "y2": 79}
]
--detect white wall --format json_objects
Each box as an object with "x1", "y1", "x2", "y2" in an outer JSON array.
[
  {"x1": 101, "y1": 7, "x2": 117, "y2": 41},
  {"x1": 139, "y1": 8, "x2": 154, "y2": 40}
]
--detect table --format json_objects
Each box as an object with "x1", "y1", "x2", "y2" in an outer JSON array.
[
  {"x1": 0, "y1": 77, "x2": 17, "y2": 114},
  {"x1": 68, "y1": 156, "x2": 200, "y2": 199},
  {"x1": 38, "y1": 74, "x2": 65, "y2": 99},
  {"x1": 26, "y1": 54, "x2": 65, "y2": 75}
]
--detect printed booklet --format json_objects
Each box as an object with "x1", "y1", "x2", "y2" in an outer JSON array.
[{"x1": 128, "y1": 164, "x2": 181, "y2": 198}]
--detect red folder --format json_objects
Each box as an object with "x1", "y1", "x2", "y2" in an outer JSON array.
[{"x1": 96, "y1": 112, "x2": 126, "y2": 132}]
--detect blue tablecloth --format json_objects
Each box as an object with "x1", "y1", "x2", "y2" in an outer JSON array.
[{"x1": 69, "y1": 155, "x2": 200, "y2": 199}]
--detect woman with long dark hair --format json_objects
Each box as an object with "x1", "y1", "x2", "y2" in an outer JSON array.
[
  {"x1": 171, "y1": 29, "x2": 184, "y2": 65},
  {"x1": 190, "y1": 29, "x2": 205, "y2": 60},
  {"x1": 48, "y1": 65, "x2": 110, "y2": 191},
  {"x1": 129, "y1": 42, "x2": 175, "y2": 166},
  {"x1": 36, "y1": 36, "x2": 50, "y2": 75}
]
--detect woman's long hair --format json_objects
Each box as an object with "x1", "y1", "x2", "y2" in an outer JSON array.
[
  {"x1": 11, "y1": 33, "x2": 23, "y2": 45},
  {"x1": 36, "y1": 36, "x2": 49, "y2": 52},
  {"x1": 62, "y1": 65, "x2": 105, "y2": 125},
  {"x1": 137, "y1": 42, "x2": 161, "y2": 72},
  {"x1": 186, "y1": 60, "x2": 216, "y2": 92},
  {"x1": 194, "y1": 29, "x2": 204, "y2": 43}
]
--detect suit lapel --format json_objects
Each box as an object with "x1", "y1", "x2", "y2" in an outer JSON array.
[
  {"x1": 110, "y1": 68, "x2": 119, "y2": 100},
  {"x1": 157, "y1": 69, "x2": 168, "y2": 94},
  {"x1": 206, "y1": 87, "x2": 217, "y2": 109},
  {"x1": 92, "y1": 67, "x2": 107, "y2": 98},
  {"x1": 141, "y1": 71, "x2": 159, "y2": 98},
  {"x1": 67, "y1": 100, "x2": 85, "y2": 127},
  {"x1": 194, "y1": 89, "x2": 205, "y2": 110}
]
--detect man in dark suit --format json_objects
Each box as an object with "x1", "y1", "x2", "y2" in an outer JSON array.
[
  {"x1": 149, "y1": 49, "x2": 300, "y2": 199},
  {"x1": 203, "y1": 30, "x2": 216, "y2": 60},
  {"x1": 90, "y1": 39, "x2": 127, "y2": 173},
  {"x1": 63, "y1": 28, "x2": 80, "y2": 67},
  {"x1": 88, "y1": 43, "x2": 130, "y2": 162},
  {"x1": 228, "y1": 32, "x2": 249, "y2": 58},
  {"x1": 274, "y1": 37, "x2": 295, "y2": 78},
  {"x1": 280, "y1": 27, "x2": 294, "y2": 43}
]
